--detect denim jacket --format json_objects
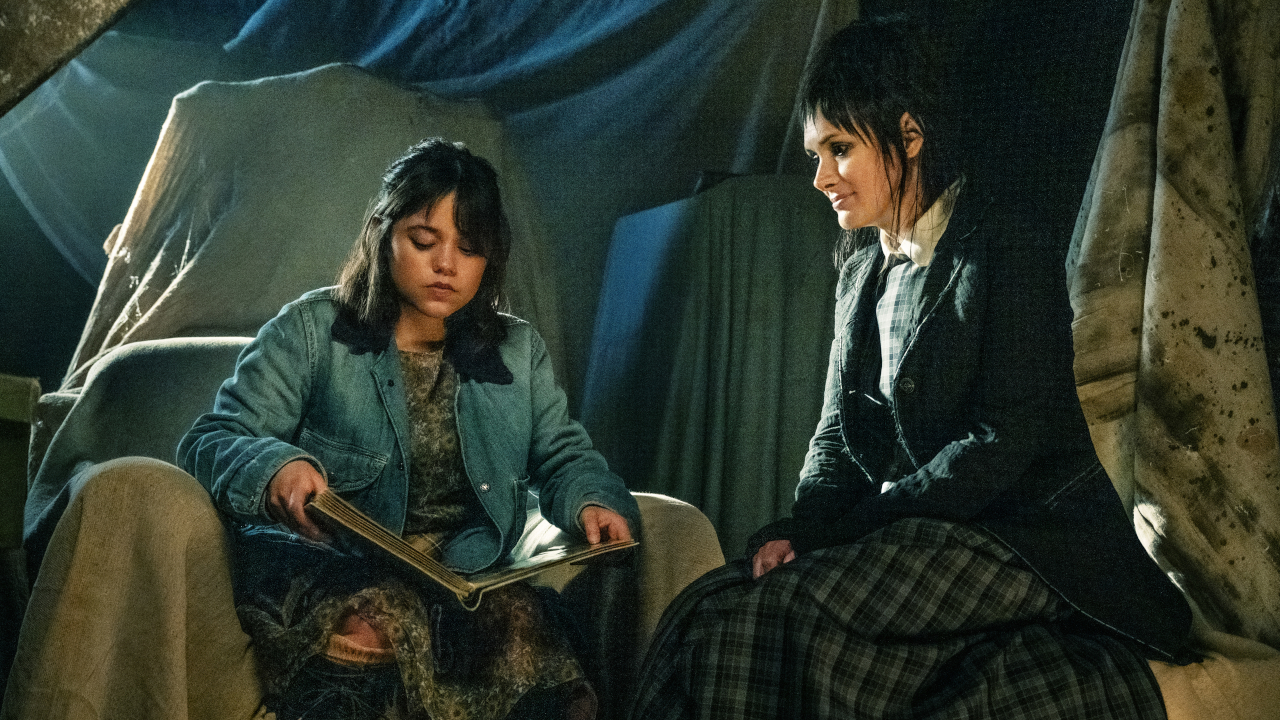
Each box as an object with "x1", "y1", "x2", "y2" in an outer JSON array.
[
  {"x1": 750, "y1": 186, "x2": 1193, "y2": 662},
  {"x1": 179, "y1": 288, "x2": 639, "y2": 573}
]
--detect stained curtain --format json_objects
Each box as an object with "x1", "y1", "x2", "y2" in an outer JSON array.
[{"x1": 1068, "y1": 0, "x2": 1280, "y2": 645}]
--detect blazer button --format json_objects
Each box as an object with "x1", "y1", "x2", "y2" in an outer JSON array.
[
  {"x1": 479, "y1": 482, "x2": 491, "y2": 493},
  {"x1": 898, "y1": 377, "x2": 916, "y2": 394}
]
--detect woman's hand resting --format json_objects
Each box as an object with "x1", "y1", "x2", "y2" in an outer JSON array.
[
  {"x1": 580, "y1": 506, "x2": 633, "y2": 544},
  {"x1": 266, "y1": 459, "x2": 330, "y2": 542},
  {"x1": 752, "y1": 539, "x2": 796, "y2": 579}
]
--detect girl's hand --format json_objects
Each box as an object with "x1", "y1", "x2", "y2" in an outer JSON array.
[
  {"x1": 266, "y1": 459, "x2": 330, "y2": 542},
  {"x1": 752, "y1": 539, "x2": 796, "y2": 579},
  {"x1": 580, "y1": 506, "x2": 633, "y2": 544}
]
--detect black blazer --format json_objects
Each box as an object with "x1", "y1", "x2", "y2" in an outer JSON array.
[{"x1": 754, "y1": 185, "x2": 1193, "y2": 662}]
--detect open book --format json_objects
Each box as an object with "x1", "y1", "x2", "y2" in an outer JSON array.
[{"x1": 306, "y1": 490, "x2": 637, "y2": 610}]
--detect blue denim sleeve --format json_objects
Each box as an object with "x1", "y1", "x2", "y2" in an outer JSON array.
[
  {"x1": 177, "y1": 299, "x2": 324, "y2": 526},
  {"x1": 522, "y1": 328, "x2": 641, "y2": 539}
]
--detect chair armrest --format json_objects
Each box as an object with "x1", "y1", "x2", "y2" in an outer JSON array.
[
  {"x1": 526, "y1": 491, "x2": 724, "y2": 649},
  {"x1": 24, "y1": 337, "x2": 249, "y2": 573}
]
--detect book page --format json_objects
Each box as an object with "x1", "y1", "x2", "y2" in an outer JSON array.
[{"x1": 306, "y1": 490, "x2": 637, "y2": 609}]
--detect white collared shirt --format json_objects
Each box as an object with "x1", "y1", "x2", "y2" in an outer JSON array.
[{"x1": 878, "y1": 178, "x2": 963, "y2": 267}]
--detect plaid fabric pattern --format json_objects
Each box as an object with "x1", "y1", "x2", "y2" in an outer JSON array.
[
  {"x1": 630, "y1": 518, "x2": 1165, "y2": 720},
  {"x1": 876, "y1": 255, "x2": 918, "y2": 398}
]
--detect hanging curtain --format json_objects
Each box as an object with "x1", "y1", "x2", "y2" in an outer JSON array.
[
  {"x1": 583, "y1": 175, "x2": 838, "y2": 556},
  {"x1": 1068, "y1": 0, "x2": 1280, "y2": 645}
]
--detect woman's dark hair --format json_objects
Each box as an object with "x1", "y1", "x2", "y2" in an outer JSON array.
[
  {"x1": 800, "y1": 15, "x2": 964, "y2": 266},
  {"x1": 335, "y1": 138, "x2": 512, "y2": 349}
]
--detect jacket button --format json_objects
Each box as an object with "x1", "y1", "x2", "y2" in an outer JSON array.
[
  {"x1": 479, "y1": 483, "x2": 491, "y2": 493},
  {"x1": 898, "y1": 377, "x2": 916, "y2": 394}
]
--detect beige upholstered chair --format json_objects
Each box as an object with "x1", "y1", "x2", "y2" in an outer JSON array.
[{"x1": 7, "y1": 334, "x2": 724, "y2": 720}]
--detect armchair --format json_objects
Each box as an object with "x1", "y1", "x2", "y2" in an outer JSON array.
[{"x1": 6, "y1": 334, "x2": 724, "y2": 720}]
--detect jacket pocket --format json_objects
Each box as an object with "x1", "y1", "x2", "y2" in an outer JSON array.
[{"x1": 297, "y1": 427, "x2": 388, "y2": 492}]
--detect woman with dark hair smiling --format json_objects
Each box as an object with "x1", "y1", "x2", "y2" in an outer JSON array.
[
  {"x1": 630, "y1": 16, "x2": 1192, "y2": 720},
  {"x1": 181, "y1": 138, "x2": 638, "y2": 720}
]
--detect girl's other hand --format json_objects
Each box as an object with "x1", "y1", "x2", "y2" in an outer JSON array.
[
  {"x1": 266, "y1": 459, "x2": 330, "y2": 542},
  {"x1": 752, "y1": 539, "x2": 796, "y2": 579},
  {"x1": 580, "y1": 506, "x2": 633, "y2": 544}
]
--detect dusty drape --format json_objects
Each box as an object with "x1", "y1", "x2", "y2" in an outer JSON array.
[{"x1": 1067, "y1": 0, "x2": 1280, "y2": 645}]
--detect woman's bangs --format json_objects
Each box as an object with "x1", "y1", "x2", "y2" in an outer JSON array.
[{"x1": 453, "y1": 187, "x2": 501, "y2": 258}]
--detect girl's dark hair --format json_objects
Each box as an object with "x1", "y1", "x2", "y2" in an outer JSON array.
[
  {"x1": 800, "y1": 15, "x2": 964, "y2": 267},
  {"x1": 335, "y1": 138, "x2": 512, "y2": 349}
]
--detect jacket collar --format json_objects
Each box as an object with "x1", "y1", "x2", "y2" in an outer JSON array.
[
  {"x1": 879, "y1": 178, "x2": 965, "y2": 267},
  {"x1": 442, "y1": 308, "x2": 514, "y2": 385},
  {"x1": 331, "y1": 305, "x2": 514, "y2": 385},
  {"x1": 843, "y1": 179, "x2": 990, "y2": 380}
]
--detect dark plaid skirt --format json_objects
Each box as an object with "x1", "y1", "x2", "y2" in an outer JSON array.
[{"x1": 630, "y1": 518, "x2": 1165, "y2": 720}]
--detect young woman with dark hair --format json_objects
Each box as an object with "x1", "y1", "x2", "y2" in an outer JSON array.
[
  {"x1": 799, "y1": 14, "x2": 962, "y2": 270},
  {"x1": 333, "y1": 137, "x2": 511, "y2": 350},
  {"x1": 631, "y1": 16, "x2": 1191, "y2": 719},
  {"x1": 181, "y1": 138, "x2": 638, "y2": 720}
]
